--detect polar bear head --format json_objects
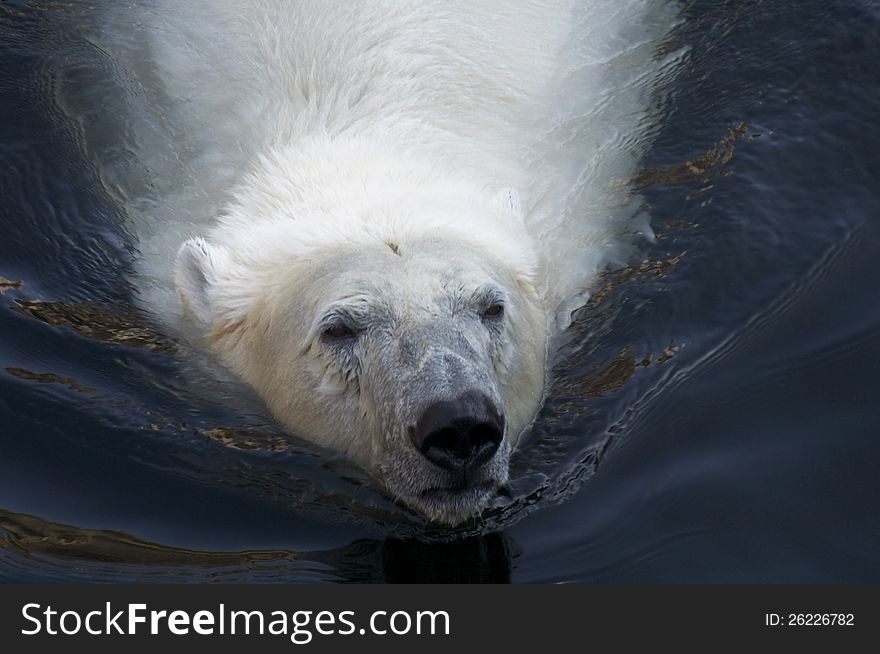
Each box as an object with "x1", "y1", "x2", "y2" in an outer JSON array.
[{"x1": 174, "y1": 144, "x2": 547, "y2": 524}]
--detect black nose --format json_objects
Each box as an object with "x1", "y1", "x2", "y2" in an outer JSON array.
[{"x1": 410, "y1": 392, "x2": 504, "y2": 471}]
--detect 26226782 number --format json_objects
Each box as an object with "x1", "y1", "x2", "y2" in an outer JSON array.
[{"x1": 765, "y1": 613, "x2": 854, "y2": 626}]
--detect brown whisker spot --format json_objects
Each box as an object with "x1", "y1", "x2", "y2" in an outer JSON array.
[{"x1": 209, "y1": 319, "x2": 244, "y2": 342}]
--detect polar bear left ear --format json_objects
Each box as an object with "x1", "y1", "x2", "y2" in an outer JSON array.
[
  {"x1": 175, "y1": 236, "x2": 223, "y2": 327},
  {"x1": 494, "y1": 188, "x2": 524, "y2": 225}
]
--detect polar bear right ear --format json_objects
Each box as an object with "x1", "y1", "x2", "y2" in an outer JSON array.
[{"x1": 175, "y1": 237, "x2": 221, "y2": 327}]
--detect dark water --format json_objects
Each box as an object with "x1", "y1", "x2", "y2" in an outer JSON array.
[{"x1": 2, "y1": 0, "x2": 879, "y2": 582}]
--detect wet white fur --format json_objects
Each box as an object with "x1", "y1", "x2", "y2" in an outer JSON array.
[
  {"x1": 97, "y1": 0, "x2": 683, "y2": 519},
  {"x1": 116, "y1": 0, "x2": 683, "y2": 328}
]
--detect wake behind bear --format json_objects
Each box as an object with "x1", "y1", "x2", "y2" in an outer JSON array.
[{"x1": 124, "y1": 1, "x2": 680, "y2": 524}]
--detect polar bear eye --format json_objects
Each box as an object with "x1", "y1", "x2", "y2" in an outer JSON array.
[
  {"x1": 322, "y1": 323, "x2": 356, "y2": 340},
  {"x1": 482, "y1": 303, "x2": 504, "y2": 319}
]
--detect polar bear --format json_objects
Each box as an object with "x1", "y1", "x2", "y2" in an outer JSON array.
[{"x1": 113, "y1": 0, "x2": 681, "y2": 523}]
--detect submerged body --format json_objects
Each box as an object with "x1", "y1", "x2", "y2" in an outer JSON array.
[{"x1": 118, "y1": 0, "x2": 680, "y2": 523}]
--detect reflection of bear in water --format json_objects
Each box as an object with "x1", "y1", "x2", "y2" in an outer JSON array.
[{"x1": 129, "y1": 1, "x2": 679, "y2": 523}]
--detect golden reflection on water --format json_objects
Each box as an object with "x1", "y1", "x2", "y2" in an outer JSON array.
[
  {"x1": 0, "y1": 277, "x2": 22, "y2": 295},
  {"x1": 5, "y1": 366, "x2": 97, "y2": 394},
  {"x1": 13, "y1": 298, "x2": 169, "y2": 351},
  {"x1": 0, "y1": 507, "x2": 514, "y2": 582},
  {"x1": 194, "y1": 426, "x2": 292, "y2": 453},
  {"x1": 0, "y1": 508, "x2": 277, "y2": 568},
  {"x1": 629, "y1": 121, "x2": 747, "y2": 191},
  {"x1": 589, "y1": 252, "x2": 685, "y2": 308}
]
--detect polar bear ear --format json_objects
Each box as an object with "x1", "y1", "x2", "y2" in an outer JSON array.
[
  {"x1": 495, "y1": 188, "x2": 524, "y2": 225},
  {"x1": 175, "y1": 237, "x2": 221, "y2": 326}
]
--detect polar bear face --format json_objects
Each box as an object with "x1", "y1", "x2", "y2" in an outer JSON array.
[
  {"x1": 175, "y1": 158, "x2": 547, "y2": 524},
  {"x1": 176, "y1": 234, "x2": 546, "y2": 524}
]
